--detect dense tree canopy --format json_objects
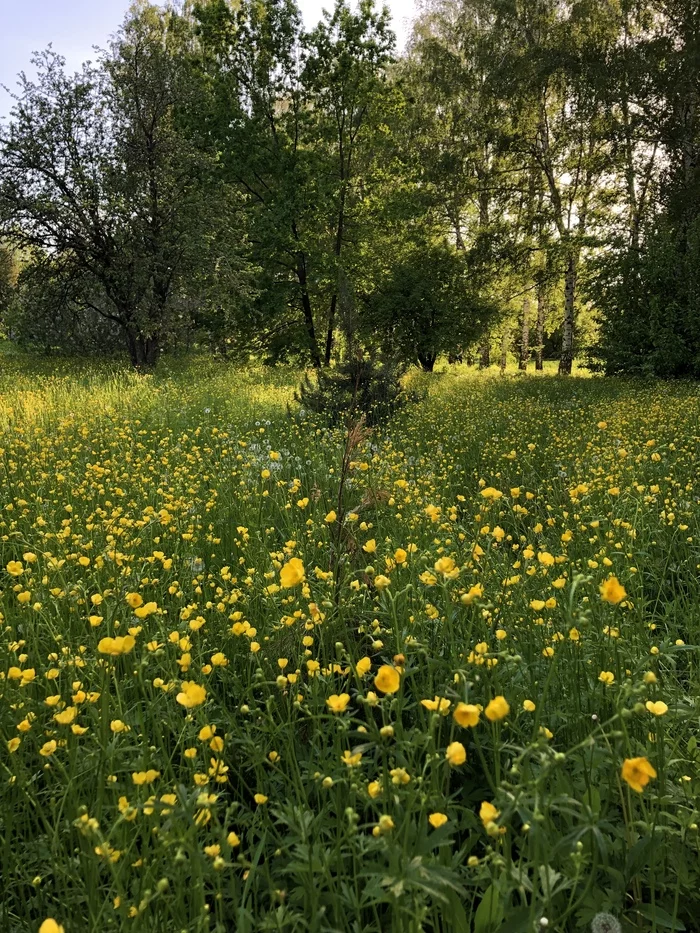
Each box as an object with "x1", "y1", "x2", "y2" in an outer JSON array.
[
  {"x1": 0, "y1": 0, "x2": 698, "y2": 374},
  {"x1": 0, "y1": 5, "x2": 253, "y2": 364}
]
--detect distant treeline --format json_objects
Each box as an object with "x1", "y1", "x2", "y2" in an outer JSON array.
[{"x1": 0, "y1": 0, "x2": 699, "y2": 376}]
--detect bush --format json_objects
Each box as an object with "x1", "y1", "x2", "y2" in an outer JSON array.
[{"x1": 294, "y1": 355, "x2": 412, "y2": 425}]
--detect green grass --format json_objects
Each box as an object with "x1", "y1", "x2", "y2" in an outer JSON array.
[{"x1": 1, "y1": 357, "x2": 699, "y2": 933}]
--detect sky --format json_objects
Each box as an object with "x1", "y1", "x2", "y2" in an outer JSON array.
[{"x1": 0, "y1": 0, "x2": 418, "y2": 121}]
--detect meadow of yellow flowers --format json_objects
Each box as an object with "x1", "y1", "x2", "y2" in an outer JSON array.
[{"x1": 2, "y1": 358, "x2": 699, "y2": 933}]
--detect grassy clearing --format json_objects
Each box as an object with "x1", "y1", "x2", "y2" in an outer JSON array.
[{"x1": 1, "y1": 359, "x2": 699, "y2": 933}]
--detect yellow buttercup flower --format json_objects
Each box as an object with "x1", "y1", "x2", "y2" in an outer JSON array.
[
  {"x1": 97, "y1": 635, "x2": 135, "y2": 657},
  {"x1": 342, "y1": 749, "x2": 363, "y2": 767},
  {"x1": 479, "y1": 801, "x2": 500, "y2": 828},
  {"x1": 134, "y1": 601, "x2": 158, "y2": 619},
  {"x1": 39, "y1": 921, "x2": 65, "y2": 933},
  {"x1": 390, "y1": 767, "x2": 410, "y2": 785},
  {"x1": 646, "y1": 700, "x2": 668, "y2": 716},
  {"x1": 373, "y1": 814, "x2": 395, "y2": 836},
  {"x1": 621, "y1": 757, "x2": 657, "y2": 793},
  {"x1": 445, "y1": 741, "x2": 466, "y2": 766},
  {"x1": 176, "y1": 681, "x2": 207, "y2": 708},
  {"x1": 461, "y1": 583, "x2": 484, "y2": 604},
  {"x1": 421, "y1": 695, "x2": 451, "y2": 715},
  {"x1": 453, "y1": 702, "x2": 480, "y2": 727},
  {"x1": 374, "y1": 665, "x2": 400, "y2": 694},
  {"x1": 280, "y1": 557, "x2": 305, "y2": 588},
  {"x1": 53, "y1": 706, "x2": 77, "y2": 725},
  {"x1": 434, "y1": 556, "x2": 459, "y2": 579},
  {"x1": 132, "y1": 769, "x2": 160, "y2": 785},
  {"x1": 600, "y1": 575, "x2": 626, "y2": 604},
  {"x1": 429, "y1": 812, "x2": 448, "y2": 828},
  {"x1": 485, "y1": 696, "x2": 510, "y2": 722},
  {"x1": 326, "y1": 693, "x2": 351, "y2": 713}
]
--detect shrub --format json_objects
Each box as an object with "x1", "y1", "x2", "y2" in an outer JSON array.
[{"x1": 294, "y1": 355, "x2": 413, "y2": 425}]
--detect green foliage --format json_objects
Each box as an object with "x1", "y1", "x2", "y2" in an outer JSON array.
[
  {"x1": 294, "y1": 354, "x2": 410, "y2": 425},
  {"x1": 6, "y1": 257, "x2": 124, "y2": 355},
  {"x1": 360, "y1": 242, "x2": 495, "y2": 371},
  {"x1": 0, "y1": 7, "x2": 254, "y2": 367},
  {"x1": 193, "y1": 0, "x2": 396, "y2": 368},
  {"x1": 2, "y1": 0, "x2": 700, "y2": 374},
  {"x1": 0, "y1": 244, "x2": 16, "y2": 326},
  {"x1": 586, "y1": 0, "x2": 700, "y2": 377},
  {"x1": 591, "y1": 215, "x2": 700, "y2": 377}
]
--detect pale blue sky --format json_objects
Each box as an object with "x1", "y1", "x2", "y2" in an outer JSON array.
[{"x1": 0, "y1": 0, "x2": 416, "y2": 120}]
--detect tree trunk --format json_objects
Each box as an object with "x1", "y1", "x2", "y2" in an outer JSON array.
[
  {"x1": 519, "y1": 296, "x2": 530, "y2": 370},
  {"x1": 126, "y1": 330, "x2": 139, "y2": 368},
  {"x1": 479, "y1": 334, "x2": 491, "y2": 369},
  {"x1": 296, "y1": 254, "x2": 321, "y2": 369},
  {"x1": 145, "y1": 336, "x2": 159, "y2": 368},
  {"x1": 499, "y1": 331, "x2": 508, "y2": 373},
  {"x1": 535, "y1": 283, "x2": 545, "y2": 371},
  {"x1": 558, "y1": 253, "x2": 577, "y2": 375},
  {"x1": 324, "y1": 293, "x2": 337, "y2": 367},
  {"x1": 682, "y1": 88, "x2": 698, "y2": 190},
  {"x1": 325, "y1": 163, "x2": 348, "y2": 366},
  {"x1": 621, "y1": 15, "x2": 640, "y2": 253},
  {"x1": 478, "y1": 185, "x2": 489, "y2": 229},
  {"x1": 451, "y1": 203, "x2": 466, "y2": 252},
  {"x1": 291, "y1": 219, "x2": 321, "y2": 368},
  {"x1": 126, "y1": 329, "x2": 160, "y2": 370},
  {"x1": 417, "y1": 353, "x2": 436, "y2": 372}
]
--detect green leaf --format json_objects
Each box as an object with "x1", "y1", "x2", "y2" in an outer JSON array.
[
  {"x1": 444, "y1": 889, "x2": 469, "y2": 933},
  {"x1": 474, "y1": 885, "x2": 505, "y2": 933},
  {"x1": 625, "y1": 835, "x2": 654, "y2": 881},
  {"x1": 583, "y1": 787, "x2": 601, "y2": 815},
  {"x1": 635, "y1": 904, "x2": 686, "y2": 930},
  {"x1": 497, "y1": 907, "x2": 533, "y2": 933}
]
